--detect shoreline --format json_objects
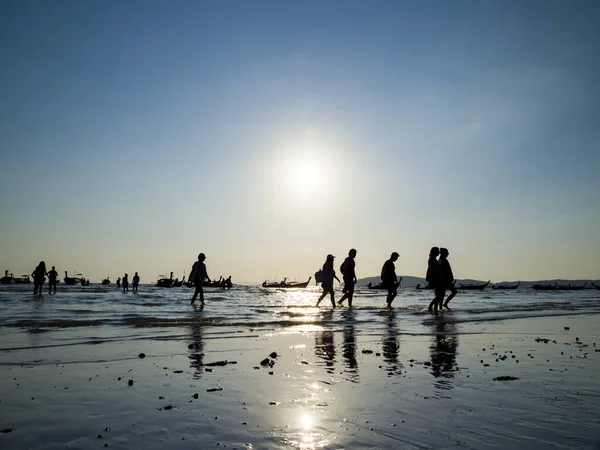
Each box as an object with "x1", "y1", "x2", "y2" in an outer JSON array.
[{"x1": 1, "y1": 314, "x2": 599, "y2": 449}]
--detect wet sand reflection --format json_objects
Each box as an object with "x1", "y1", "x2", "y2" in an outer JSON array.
[
  {"x1": 187, "y1": 304, "x2": 205, "y2": 378},
  {"x1": 382, "y1": 309, "x2": 403, "y2": 376},
  {"x1": 429, "y1": 317, "x2": 459, "y2": 390},
  {"x1": 341, "y1": 310, "x2": 359, "y2": 382}
]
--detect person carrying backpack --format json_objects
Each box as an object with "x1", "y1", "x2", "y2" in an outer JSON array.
[{"x1": 315, "y1": 254, "x2": 340, "y2": 308}]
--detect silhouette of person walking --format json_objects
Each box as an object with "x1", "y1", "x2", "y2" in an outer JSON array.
[
  {"x1": 190, "y1": 253, "x2": 210, "y2": 305},
  {"x1": 132, "y1": 272, "x2": 140, "y2": 292},
  {"x1": 316, "y1": 254, "x2": 340, "y2": 308},
  {"x1": 439, "y1": 248, "x2": 457, "y2": 310},
  {"x1": 47, "y1": 265, "x2": 58, "y2": 294},
  {"x1": 337, "y1": 249, "x2": 357, "y2": 308},
  {"x1": 31, "y1": 261, "x2": 47, "y2": 297},
  {"x1": 427, "y1": 247, "x2": 443, "y2": 313},
  {"x1": 122, "y1": 273, "x2": 129, "y2": 292},
  {"x1": 382, "y1": 252, "x2": 400, "y2": 308}
]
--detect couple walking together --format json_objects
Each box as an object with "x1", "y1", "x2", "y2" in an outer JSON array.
[{"x1": 426, "y1": 247, "x2": 456, "y2": 313}]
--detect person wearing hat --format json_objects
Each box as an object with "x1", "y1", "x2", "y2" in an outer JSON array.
[
  {"x1": 190, "y1": 253, "x2": 211, "y2": 305},
  {"x1": 381, "y1": 252, "x2": 400, "y2": 307},
  {"x1": 316, "y1": 254, "x2": 341, "y2": 308}
]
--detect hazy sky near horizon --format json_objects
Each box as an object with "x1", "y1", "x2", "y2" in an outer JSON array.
[{"x1": 1, "y1": 0, "x2": 599, "y2": 283}]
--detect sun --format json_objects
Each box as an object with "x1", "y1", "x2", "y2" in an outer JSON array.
[{"x1": 289, "y1": 160, "x2": 323, "y2": 194}]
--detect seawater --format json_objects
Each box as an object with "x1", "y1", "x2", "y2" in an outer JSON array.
[{"x1": 1, "y1": 283, "x2": 599, "y2": 353}]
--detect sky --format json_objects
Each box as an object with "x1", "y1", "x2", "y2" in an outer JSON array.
[{"x1": 1, "y1": 0, "x2": 599, "y2": 284}]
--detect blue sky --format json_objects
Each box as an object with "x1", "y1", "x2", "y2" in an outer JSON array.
[{"x1": 1, "y1": 0, "x2": 599, "y2": 283}]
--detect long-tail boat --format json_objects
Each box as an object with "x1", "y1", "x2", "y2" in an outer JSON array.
[
  {"x1": 492, "y1": 282, "x2": 520, "y2": 290},
  {"x1": 457, "y1": 280, "x2": 490, "y2": 290},
  {"x1": 368, "y1": 277, "x2": 403, "y2": 290},
  {"x1": 261, "y1": 277, "x2": 312, "y2": 289},
  {"x1": 64, "y1": 271, "x2": 85, "y2": 286},
  {"x1": 531, "y1": 283, "x2": 557, "y2": 290},
  {"x1": 556, "y1": 283, "x2": 587, "y2": 290},
  {"x1": 156, "y1": 272, "x2": 174, "y2": 288}
]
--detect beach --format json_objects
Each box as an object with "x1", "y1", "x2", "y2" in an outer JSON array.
[{"x1": 1, "y1": 285, "x2": 599, "y2": 449}]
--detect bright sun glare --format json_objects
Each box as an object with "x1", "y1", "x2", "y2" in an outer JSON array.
[{"x1": 289, "y1": 159, "x2": 323, "y2": 194}]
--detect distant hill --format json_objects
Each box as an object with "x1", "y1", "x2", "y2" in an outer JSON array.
[{"x1": 357, "y1": 276, "x2": 598, "y2": 288}]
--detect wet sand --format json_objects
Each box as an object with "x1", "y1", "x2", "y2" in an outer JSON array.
[{"x1": 1, "y1": 313, "x2": 599, "y2": 449}]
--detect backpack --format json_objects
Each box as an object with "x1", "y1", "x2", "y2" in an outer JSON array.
[
  {"x1": 314, "y1": 269, "x2": 324, "y2": 284},
  {"x1": 340, "y1": 260, "x2": 346, "y2": 276}
]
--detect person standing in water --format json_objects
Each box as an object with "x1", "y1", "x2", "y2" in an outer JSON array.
[
  {"x1": 47, "y1": 265, "x2": 59, "y2": 294},
  {"x1": 337, "y1": 249, "x2": 357, "y2": 308},
  {"x1": 31, "y1": 261, "x2": 47, "y2": 297},
  {"x1": 122, "y1": 273, "x2": 129, "y2": 292},
  {"x1": 316, "y1": 254, "x2": 341, "y2": 308},
  {"x1": 190, "y1": 253, "x2": 210, "y2": 305},
  {"x1": 439, "y1": 248, "x2": 457, "y2": 310},
  {"x1": 132, "y1": 272, "x2": 140, "y2": 292},
  {"x1": 381, "y1": 252, "x2": 400, "y2": 308},
  {"x1": 426, "y1": 247, "x2": 443, "y2": 313},
  {"x1": 116, "y1": 277, "x2": 121, "y2": 288}
]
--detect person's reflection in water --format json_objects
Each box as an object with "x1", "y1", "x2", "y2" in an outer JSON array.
[
  {"x1": 315, "y1": 310, "x2": 336, "y2": 375},
  {"x1": 341, "y1": 309, "x2": 359, "y2": 382},
  {"x1": 187, "y1": 304, "x2": 205, "y2": 378},
  {"x1": 382, "y1": 309, "x2": 403, "y2": 376},
  {"x1": 429, "y1": 317, "x2": 459, "y2": 390}
]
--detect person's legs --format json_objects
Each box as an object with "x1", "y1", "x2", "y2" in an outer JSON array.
[
  {"x1": 329, "y1": 286, "x2": 336, "y2": 308},
  {"x1": 191, "y1": 282, "x2": 201, "y2": 304},
  {"x1": 316, "y1": 286, "x2": 328, "y2": 306},
  {"x1": 386, "y1": 284, "x2": 397, "y2": 307},
  {"x1": 443, "y1": 285, "x2": 457, "y2": 309},
  {"x1": 431, "y1": 286, "x2": 446, "y2": 313},
  {"x1": 347, "y1": 286, "x2": 354, "y2": 308}
]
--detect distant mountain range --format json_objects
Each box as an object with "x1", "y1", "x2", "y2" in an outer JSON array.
[{"x1": 357, "y1": 276, "x2": 598, "y2": 288}]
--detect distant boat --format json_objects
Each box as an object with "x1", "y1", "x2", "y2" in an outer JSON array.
[
  {"x1": 556, "y1": 283, "x2": 587, "y2": 290},
  {"x1": 592, "y1": 282, "x2": 600, "y2": 290},
  {"x1": 0, "y1": 270, "x2": 14, "y2": 285},
  {"x1": 415, "y1": 283, "x2": 433, "y2": 290},
  {"x1": 262, "y1": 277, "x2": 311, "y2": 289},
  {"x1": 457, "y1": 280, "x2": 490, "y2": 290},
  {"x1": 156, "y1": 272, "x2": 174, "y2": 288},
  {"x1": 2, "y1": 271, "x2": 31, "y2": 284},
  {"x1": 13, "y1": 274, "x2": 32, "y2": 284},
  {"x1": 368, "y1": 277, "x2": 403, "y2": 290},
  {"x1": 64, "y1": 271, "x2": 85, "y2": 286},
  {"x1": 101, "y1": 278, "x2": 111, "y2": 286},
  {"x1": 184, "y1": 277, "x2": 233, "y2": 289},
  {"x1": 531, "y1": 283, "x2": 557, "y2": 291},
  {"x1": 492, "y1": 282, "x2": 520, "y2": 290}
]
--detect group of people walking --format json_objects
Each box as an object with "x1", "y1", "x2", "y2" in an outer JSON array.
[
  {"x1": 315, "y1": 250, "x2": 401, "y2": 309},
  {"x1": 314, "y1": 248, "x2": 456, "y2": 312},
  {"x1": 26, "y1": 249, "x2": 456, "y2": 313}
]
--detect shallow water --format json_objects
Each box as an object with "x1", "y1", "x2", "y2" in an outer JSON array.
[{"x1": 1, "y1": 283, "x2": 599, "y2": 335}]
